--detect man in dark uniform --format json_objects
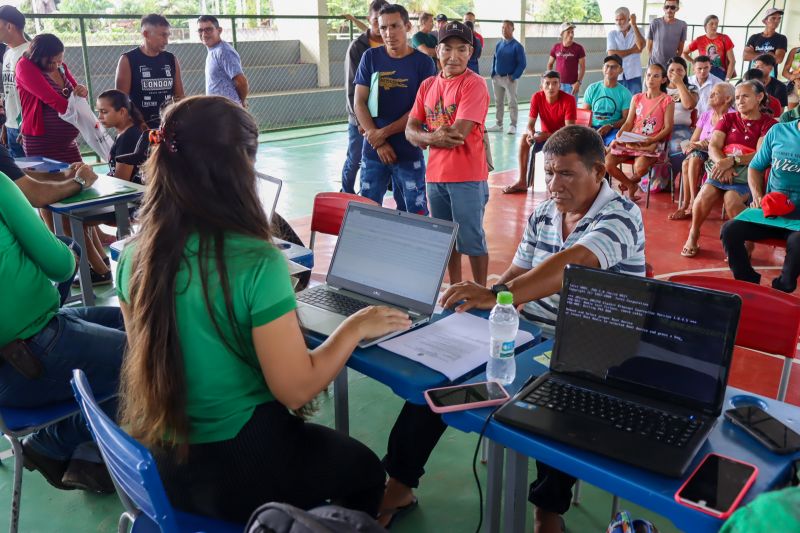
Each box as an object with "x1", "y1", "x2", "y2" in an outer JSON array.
[{"x1": 115, "y1": 14, "x2": 185, "y2": 129}]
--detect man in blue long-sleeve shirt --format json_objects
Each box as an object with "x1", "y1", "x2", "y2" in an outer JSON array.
[{"x1": 487, "y1": 20, "x2": 527, "y2": 134}]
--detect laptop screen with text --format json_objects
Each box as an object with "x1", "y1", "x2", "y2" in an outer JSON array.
[
  {"x1": 552, "y1": 267, "x2": 741, "y2": 414},
  {"x1": 327, "y1": 204, "x2": 456, "y2": 313}
]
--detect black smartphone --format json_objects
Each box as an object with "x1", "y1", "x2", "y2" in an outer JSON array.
[
  {"x1": 674, "y1": 453, "x2": 758, "y2": 518},
  {"x1": 424, "y1": 381, "x2": 510, "y2": 413},
  {"x1": 725, "y1": 406, "x2": 800, "y2": 454}
]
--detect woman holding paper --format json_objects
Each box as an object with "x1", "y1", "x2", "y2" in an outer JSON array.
[
  {"x1": 605, "y1": 63, "x2": 675, "y2": 201},
  {"x1": 679, "y1": 80, "x2": 776, "y2": 257},
  {"x1": 117, "y1": 96, "x2": 410, "y2": 523},
  {"x1": 16, "y1": 33, "x2": 112, "y2": 283}
]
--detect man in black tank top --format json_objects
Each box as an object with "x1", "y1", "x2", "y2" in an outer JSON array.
[{"x1": 115, "y1": 13, "x2": 185, "y2": 129}]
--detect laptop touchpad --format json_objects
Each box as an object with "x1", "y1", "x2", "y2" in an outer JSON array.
[{"x1": 297, "y1": 305, "x2": 343, "y2": 336}]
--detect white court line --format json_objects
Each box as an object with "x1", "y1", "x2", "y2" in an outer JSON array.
[{"x1": 261, "y1": 139, "x2": 341, "y2": 152}]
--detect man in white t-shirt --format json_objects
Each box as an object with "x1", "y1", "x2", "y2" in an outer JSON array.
[
  {"x1": 0, "y1": 6, "x2": 28, "y2": 157},
  {"x1": 688, "y1": 55, "x2": 722, "y2": 114},
  {"x1": 606, "y1": 7, "x2": 645, "y2": 95}
]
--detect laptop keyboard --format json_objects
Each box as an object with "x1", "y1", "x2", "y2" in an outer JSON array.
[
  {"x1": 297, "y1": 286, "x2": 370, "y2": 316},
  {"x1": 522, "y1": 379, "x2": 703, "y2": 448}
]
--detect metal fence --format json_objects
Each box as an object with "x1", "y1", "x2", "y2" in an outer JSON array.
[{"x1": 18, "y1": 13, "x2": 776, "y2": 134}]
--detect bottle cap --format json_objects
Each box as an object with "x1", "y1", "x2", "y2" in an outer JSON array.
[{"x1": 497, "y1": 291, "x2": 513, "y2": 305}]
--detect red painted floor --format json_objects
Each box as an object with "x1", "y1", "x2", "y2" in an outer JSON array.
[{"x1": 289, "y1": 168, "x2": 799, "y2": 406}]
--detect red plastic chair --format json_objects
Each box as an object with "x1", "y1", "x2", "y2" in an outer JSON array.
[
  {"x1": 308, "y1": 192, "x2": 378, "y2": 250},
  {"x1": 668, "y1": 275, "x2": 800, "y2": 401},
  {"x1": 575, "y1": 108, "x2": 592, "y2": 127},
  {"x1": 616, "y1": 134, "x2": 675, "y2": 209}
]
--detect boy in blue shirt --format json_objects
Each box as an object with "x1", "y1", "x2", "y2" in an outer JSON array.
[{"x1": 353, "y1": 4, "x2": 436, "y2": 214}]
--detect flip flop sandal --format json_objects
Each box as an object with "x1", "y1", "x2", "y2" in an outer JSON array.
[
  {"x1": 681, "y1": 245, "x2": 699, "y2": 257},
  {"x1": 381, "y1": 497, "x2": 419, "y2": 529}
]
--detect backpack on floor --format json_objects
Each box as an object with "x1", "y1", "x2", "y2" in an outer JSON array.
[
  {"x1": 607, "y1": 510, "x2": 659, "y2": 533},
  {"x1": 246, "y1": 503, "x2": 385, "y2": 533}
]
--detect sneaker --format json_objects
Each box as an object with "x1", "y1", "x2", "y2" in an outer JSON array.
[
  {"x1": 507, "y1": 125, "x2": 517, "y2": 135},
  {"x1": 61, "y1": 459, "x2": 115, "y2": 494},
  {"x1": 21, "y1": 441, "x2": 74, "y2": 491},
  {"x1": 486, "y1": 124, "x2": 503, "y2": 132},
  {"x1": 71, "y1": 268, "x2": 113, "y2": 287}
]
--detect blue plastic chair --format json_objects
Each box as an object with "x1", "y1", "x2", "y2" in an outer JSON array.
[
  {"x1": 0, "y1": 402, "x2": 95, "y2": 533},
  {"x1": 70, "y1": 369, "x2": 243, "y2": 533}
]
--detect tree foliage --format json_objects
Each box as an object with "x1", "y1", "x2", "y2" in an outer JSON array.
[{"x1": 533, "y1": 0, "x2": 602, "y2": 23}]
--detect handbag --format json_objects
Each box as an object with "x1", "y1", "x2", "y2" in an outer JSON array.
[{"x1": 58, "y1": 94, "x2": 114, "y2": 161}]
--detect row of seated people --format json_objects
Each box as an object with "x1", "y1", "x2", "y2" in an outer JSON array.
[
  {"x1": 503, "y1": 52, "x2": 797, "y2": 267},
  {"x1": 2, "y1": 94, "x2": 647, "y2": 531}
]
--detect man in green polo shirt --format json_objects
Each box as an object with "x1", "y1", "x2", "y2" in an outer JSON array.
[{"x1": 411, "y1": 12, "x2": 437, "y2": 61}]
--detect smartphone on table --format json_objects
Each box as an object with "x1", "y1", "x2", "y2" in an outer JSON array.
[
  {"x1": 424, "y1": 381, "x2": 510, "y2": 414},
  {"x1": 674, "y1": 453, "x2": 758, "y2": 519},
  {"x1": 725, "y1": 405, "x2": 800, "y2": 454}
]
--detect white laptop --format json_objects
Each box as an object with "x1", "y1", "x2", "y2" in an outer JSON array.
[
  {"x1": 297, "y1": 202, "x2": 458, "y2": 347},
  {"x1": 256, "y1": 172, "x2": 282, "y2": 220}
]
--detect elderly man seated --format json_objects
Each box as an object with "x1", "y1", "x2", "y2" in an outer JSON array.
[
  {"x1": 442, "y1": 125, "x2": 645, "y2": 533},
  {"x1": 721, "y1": 119, "x2": 800, "y2": 292}
]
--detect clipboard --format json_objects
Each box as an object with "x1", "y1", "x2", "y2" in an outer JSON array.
[
  {"x1": 368, "y1": 71, "x2": 380, "y2": 117},
  {"x1": 735, "y1": 207, "x2": 800, "y2": 231}
]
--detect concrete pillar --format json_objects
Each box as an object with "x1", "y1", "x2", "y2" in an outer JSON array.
[{"x1": 272, "y1": 0, "x2": 330, "y2": 87}]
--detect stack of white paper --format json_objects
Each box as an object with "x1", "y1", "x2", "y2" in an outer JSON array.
[{"x1": 378, "y1": 312, "x2": 534, "y2": 380}]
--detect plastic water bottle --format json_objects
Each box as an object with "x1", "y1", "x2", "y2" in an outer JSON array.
[{"x1": 487, "y1": 291, "x2": 518, "y2": 385}]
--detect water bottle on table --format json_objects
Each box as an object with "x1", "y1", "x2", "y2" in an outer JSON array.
[{"x1": 487, "y1": 291, "x2": 518, "y2": 385}]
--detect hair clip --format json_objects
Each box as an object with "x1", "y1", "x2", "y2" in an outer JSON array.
[{"x1": 148, "y1": 128, "x2": 178, "y2": 153}]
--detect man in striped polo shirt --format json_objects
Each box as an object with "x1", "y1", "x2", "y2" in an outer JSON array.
[{"x1": 441, "y1": 125, "x2": 645, "y2": 533}]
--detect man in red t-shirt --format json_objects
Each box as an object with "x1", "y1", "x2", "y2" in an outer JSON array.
[
  {"x1": 407, "y1": 20, "x2": 490, "y2": 286},
  {"x1": 503, "y1": 71, "x2": 577, "y2": 193},
  {"x1": 547, "y1": 22, "x2": 586, "y2": 96},
  {"x1": 463, "y1": 11, "x2": 483, "y2": 47}
]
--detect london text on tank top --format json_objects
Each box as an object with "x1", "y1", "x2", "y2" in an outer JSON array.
[{"x1": 124, "y1": 47, "x2": 176, "y2": 128}]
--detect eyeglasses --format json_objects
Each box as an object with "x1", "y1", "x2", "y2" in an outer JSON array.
[
  {"x1": 197, "y1": 27, "x2": 216, "y2": 34},
  {"x1": 664, "y1": 5, "x2": 678, "y2": 10}
]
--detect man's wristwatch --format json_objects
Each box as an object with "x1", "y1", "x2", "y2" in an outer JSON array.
[
  {"x1": 490, "y1": 283, "x2": 510, "y2": 296},
  {"x1": 73, "y1": 175, "x2": 86, "y2": 191},
  {"x1": 733, "y1": 155, "x2": 742, "y2": 166}
]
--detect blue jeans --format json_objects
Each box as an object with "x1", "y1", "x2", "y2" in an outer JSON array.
[
  {"x1": 55, "y1": 236, "x2": 80, "y2": 306},
  {"x1": 359, "y1": 157, "x2": 429, "y2": 215},
  {"x1": 5, "y1": 127, "x2": 24, "y2": 158},
  {"x1": 560, "y1": 83, "x2": 573, "y2": 95},
  {"x1": 620, "y1": 77, "x2": 642, "y2": 95},
  {"x1": 341, "y1": 123, "x2": 362, "y2": 194},
  {"x1": 427, "y1": 181, "x2": 489, "y2": 256},
  {"x1": 0, "y1": 307, "x2": 125, "y2": 461}
]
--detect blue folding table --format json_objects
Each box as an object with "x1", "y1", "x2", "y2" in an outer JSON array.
[
  {"x1": 443, "y1": 341, "x2": 800, "y2": 533},
  {"x1": 304, "y1": 310, "x2": 541, "y2": 435}
]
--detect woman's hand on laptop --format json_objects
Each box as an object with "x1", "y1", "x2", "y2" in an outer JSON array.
[
  {"x1": 440, "y1": 282, "x2": 496, "y2": 312},
  {"x1": 344, "y1": 306, "x2": 412, "y2": 340}
]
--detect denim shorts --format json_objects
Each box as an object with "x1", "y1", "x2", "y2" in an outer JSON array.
[
  {"x1": 427, "y1": 181, "x2": 489, "y2": 256},
  {"x1": 359, "y1": 157, "x2": 429, "y2": 215}
]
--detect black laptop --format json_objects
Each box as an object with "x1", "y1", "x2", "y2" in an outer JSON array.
[{"x1": 494, "y1": 265, "x2": 742, "y2": 477}]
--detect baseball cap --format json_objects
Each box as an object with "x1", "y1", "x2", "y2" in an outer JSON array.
[
  {"x1": 0, "y1": 6, "x2": 25, "y2": 30},
  {"x1": 438, "y1": 21, "x2": 473, "y2": 45},
  {"x1": 762, "y1": 192, "x2": 795, "y2": 218},
  {"x1": 763, "y1": 7, "x2": 784, "y2": 22},
  {"x1": 559, "y1": 22, "x2": 576, "y2": 35},
  {"x1": 435, "y1": 14, "x2": 447, "y2": 22}
]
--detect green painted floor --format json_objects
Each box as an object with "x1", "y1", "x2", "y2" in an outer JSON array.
[{"x1": 3, "y1": 118, "x2": 684, "y2": 532}]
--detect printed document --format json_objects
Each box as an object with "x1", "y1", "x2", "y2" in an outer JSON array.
[{"x1": 378, "y1": 313, "x2": 534, "y2": 380}]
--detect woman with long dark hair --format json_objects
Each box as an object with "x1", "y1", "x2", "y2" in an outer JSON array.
[
  {"x1": 16, "y1": 33, "x2": 112, "y2": 284},
  {"x1": 117, "y1": 96, "x2": 409, "y2": 523},
  {"x1": 96, "y1": 89, "x2": 147, "y2": 183},
  {"x1": 606, "y1": 63, "x2": 675, "y2": 201}
]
